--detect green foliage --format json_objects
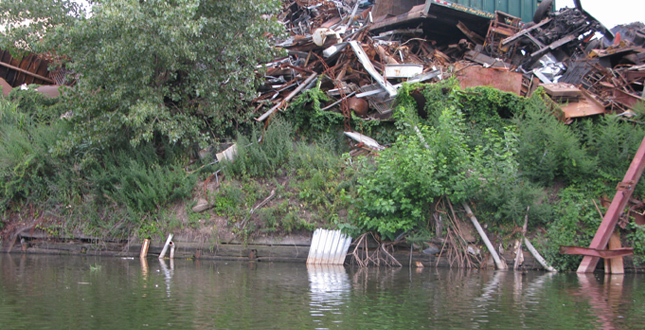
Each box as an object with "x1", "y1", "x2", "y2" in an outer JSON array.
[
  {"x1": 89, "y1": 145, "x2": 196, "y2": 216},
  {"x1": 458, "y1": 86, "x2": 525, "y2": 146},
  {"x1": 354, "y1": 103, "x2": 514, "y2": 240},
  {"x1": 626, "y1": 223, "x2": 645, "y2": 266},
  {"x1": 0, "y1": 97, "x2": 76, "y2": 209},
  {"x1": 288, "y1": 83, "x2": 337, "y2": 132},
  {"x1": 221, "y1": 118, "x2": 293, "y2": 178},
  {"x1": 1, "y1": 0, "x2": 284, "y2": 155},
  {"x1": 514, "y1": 92, "x2": 596, "y2": 184},
  {"x1": 543, "y1": 187, "x2": 602, "y2": 271},
  {"x1": 405, "y1": 79, "x2": 461, "y2": 126},
  {"x1": 575, "y1": 115, "x2": 645, "y2": 191},
  {"x1": 287, "y1": 83, "x2": 398, "y2": 145}
]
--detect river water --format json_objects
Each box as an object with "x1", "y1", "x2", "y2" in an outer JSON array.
[{"x1": 1, "y1": 254, "x2": 644, "y2": 329}]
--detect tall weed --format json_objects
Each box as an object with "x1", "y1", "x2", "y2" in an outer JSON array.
[
  {"x1": 89, "y1": 144, "x2": 195, "y2": 219},
  {"x1": 514, "y1": 94, "x2": 596, "y2": 184}
]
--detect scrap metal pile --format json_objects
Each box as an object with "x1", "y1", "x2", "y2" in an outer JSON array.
[
  {"x1": 253, "y1": 0, "x2": 645, "y2": 140},
  {"x1": 1, "y1": 1, "x2": 643, "y2": 135}
]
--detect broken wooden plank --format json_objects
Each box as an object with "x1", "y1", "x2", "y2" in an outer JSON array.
[{"x1": 604, "y1": 231, "x2": 625, "y2": 274}]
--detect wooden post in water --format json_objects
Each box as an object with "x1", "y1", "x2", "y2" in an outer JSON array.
[
  {"x1": 463, "y1": 202, "x2": 508, "y2": 270},
  {"x1": 169, "y1": 241, "x2": 175, "y2": 259},
  {"x1": 140, "y1": 238, "x2": 150, "y2": 258},
  {"x1": 158, "y1": 234, "x2": 174, "y2": 259}
]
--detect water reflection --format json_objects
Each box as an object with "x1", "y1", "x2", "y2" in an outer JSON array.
[
  {"x1": 158, "y1": 258, "x2": 174, "y2": 297},
  {"x1": 577, "y1": 273, "x2": 628, "y2": 330},
  {"x1": 2, "y1": 255, "x2": 645, "y2": 329},
  {"x1": 307, "y1": 264, "x2": 351, "y2": 328}
]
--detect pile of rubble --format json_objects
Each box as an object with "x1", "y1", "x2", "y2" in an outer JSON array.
[
  {"x1": 1, "y1": 0, "x2": 643, "y2": 135},
  {"x1": 253, "y1": 0, "x2": 645, "y2": 139}
]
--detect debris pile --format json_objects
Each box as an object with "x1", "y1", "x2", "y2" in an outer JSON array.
[
  {"x1": 254, "y1": 0, "x2": 645, "y2": 142},
  {"x1": 1, "y1": 1, "x2": 643, "y2": 135}
]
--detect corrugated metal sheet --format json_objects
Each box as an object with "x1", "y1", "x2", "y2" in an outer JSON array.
[
  {"x1": 440, "y1": 0, "x2": 540, "y2": 23},
  {"x1": 307, "y1": 229, "x2": 352, "y2": 265},
  {"x1": 373, "y1": 0, "x2": 541, "y2": 24},
  {"x1": 0, "y1": 49, "x2": 54, "y2": 86}
]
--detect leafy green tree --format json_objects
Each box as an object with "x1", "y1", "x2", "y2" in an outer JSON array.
[{"x1": 1, "y1": 0, "x2": 283, "y2": 155}]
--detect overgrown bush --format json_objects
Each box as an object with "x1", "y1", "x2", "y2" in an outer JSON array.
[
  {"x1": 0, "y1": 94, "x2": 78, "y2": 210},
  {"x1": 514, "y1": 92, "x2": 597, "y2": 185},
  {"x1": 543, "y1": 187, "x2": 602, "y2": 271},
  {"x1": 221, "y1": 118, "x2": 293, "y2": 178},
  {"x1": 354, "y1": 99, "x2": 522, "y2": 239}
]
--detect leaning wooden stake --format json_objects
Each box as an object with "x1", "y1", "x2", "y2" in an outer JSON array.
[
  {"x1": 140, "y1": 238, "x2": 150, "y2": 258},
  {"x1": 462, "y1": 202, "x2": 508, "y2": 270},
  {"x1": 514, "y1": 207, "x2": 529, "y2": 270},
  {"x1": 524, "y1": 238, "x2": 557, "y2": 272},
  {"x1": 158, "y1": 234, "x2": 174, "y2": 259}
]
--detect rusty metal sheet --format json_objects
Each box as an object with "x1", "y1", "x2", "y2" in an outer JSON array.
[
  {"x1": 0, "y1": 49, "x2": 54, "y2": 86},
  {"x1": 559, "y1": 94, "x2": 606, "y2": 120},
  {"x1": 560, "y1": 246, "x2": 633, "y2": 258},
  {"x1": 543, "y1": 84, "x2": 606, "y2": 122},
  {"x1": 542, "y1": 83, "x2": 581, "y2": 97},
  {"x1": 454, "y1": 64, "x2": 523, "y2": 95}
]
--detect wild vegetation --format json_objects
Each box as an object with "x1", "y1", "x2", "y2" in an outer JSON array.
[{"x1": 1, "y1": 0, "x2": 645, "y2": 271}]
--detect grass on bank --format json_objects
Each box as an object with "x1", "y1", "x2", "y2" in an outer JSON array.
[{"x1": 2, "y1": 80, "x2": 645, "y2": 271}]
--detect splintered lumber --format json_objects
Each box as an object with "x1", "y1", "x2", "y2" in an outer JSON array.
[
  {"x1": 256, "y1": 73, "x2": 318, "y2": 122},
  {"x1": 462, "y1": 202, "x2": 508, "y2": 270}
]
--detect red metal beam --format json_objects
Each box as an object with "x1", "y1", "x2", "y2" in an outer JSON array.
[
  {"x1": 561, "y1": 246, "x2": 633, "y2": 258},
  {"x1": 577, "y1": 136, "x2": 645, "y2": 273}
]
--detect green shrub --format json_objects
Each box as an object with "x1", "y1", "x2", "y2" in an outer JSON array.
[
  {"x1": 89, "y1": 144, "x2": 196, "y2": 217},
  {"x1": 575, "y1": 115, "x2": 645, "y2": 190},
  {"x1": 626, "y1": 223, "x2": 645, "y2": 267},
  {"x1": 0, "y1": 98, "x2": 77, "y2": 209},
  {"x1": 222, "y1": 118, "x2": 293, "y2": 178},
  {"x1": 514, "y1": 93, "x2": 596, "y2": 184},
  {"x1": 543, "y1": 187, "x2": 602, "y2": 271}
]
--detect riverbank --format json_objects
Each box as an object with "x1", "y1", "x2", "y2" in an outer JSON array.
[{"x1": 3, "y1": 227, "x2": 642, "y2": 272}]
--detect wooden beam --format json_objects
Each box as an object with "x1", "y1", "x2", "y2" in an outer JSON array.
[
  {"x1": 605, "y1": 231, "x2": 624, "y2": 274},
  {"x1": 0, "y1": 61, "x2": 55, "y2": 84}
]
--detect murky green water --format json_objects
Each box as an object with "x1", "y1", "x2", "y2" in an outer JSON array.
[{"x1": 1, "y1": 254, "x2": 645, "y2": 329}]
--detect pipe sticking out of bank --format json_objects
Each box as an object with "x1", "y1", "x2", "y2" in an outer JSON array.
[
  {"x1": 159, "y1": 234, "x2": 174, "y2": 259},
  {"x1": 140, "y1": 238, "x2": 150, "y2": 258}
]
